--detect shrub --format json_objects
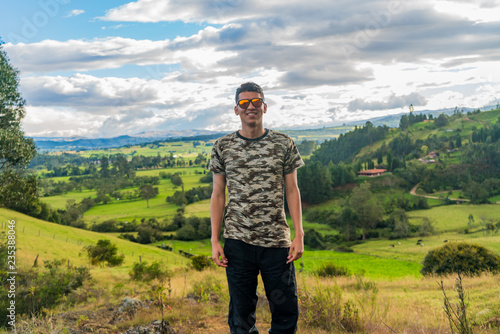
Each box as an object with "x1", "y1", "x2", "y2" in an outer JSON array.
[
  {"x1": 191, "y1": 255, "x2": 214, "y2": 271},
  {"x1": 0, "y1": 258, "x2": 92, "y2": 327},
  {"x1": 84, "y1": 239, "x2": 125, "y2": 267},
  {"x1": 334, "y1": 245, "x2": 354, "y2": 253},
  {"x1": 304, "y1": 229, "x2": 328, "y2": 249},
  {"x1": 421, "y1": 242, "x2": 500, "y2": 276},
  {"x1": 129, "y1": 261, "x2": 170, "y2": 282},
  {"x1": 199, "y1": 171, "x2": 213, "y2": 183},
  {"x1": 91, "y1": 219, "x2": 119, "y2": 232},
  {"x1": 315, "y1": 262, "x2": 351, "y2": 278}
]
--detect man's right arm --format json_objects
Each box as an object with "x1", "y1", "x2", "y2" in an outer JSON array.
[{"x1": 211, "y1": 173, "x2": 227, "y2": 267}]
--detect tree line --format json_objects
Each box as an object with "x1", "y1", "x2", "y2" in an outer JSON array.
[{"x1": 31, "y1": 152, "x2": 209, "y2": 178}]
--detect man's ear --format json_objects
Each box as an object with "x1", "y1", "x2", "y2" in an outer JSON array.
[
  {"x1": 263, "y1": 103, "x2": 267, "y2": 114},
  {"x1": 234, "y1": 105, "x2": 239, "y2": 115}
]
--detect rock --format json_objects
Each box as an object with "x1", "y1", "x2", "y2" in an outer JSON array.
[
  {"x1": 121, "y1": 320, "x2": 176, "y2": 334},
  {"x1": 118, "y1": 297, "x2": 146, "y2": 312}
]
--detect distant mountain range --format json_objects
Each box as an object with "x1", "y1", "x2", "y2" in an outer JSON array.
[
  {"x1": 33, "y1": 130, "x2": 228, "y2": 151},
  {"x1": 32, "y1": 105, "x2": 497, "y2": 151}
]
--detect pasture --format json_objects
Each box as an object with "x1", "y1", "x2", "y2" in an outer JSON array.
[
  {"x1": 79, "y1": 141, "x2": 214, "y2": 158},
  {"x1": 407, "y1": 204, "x2": 500, "y2": 232}
]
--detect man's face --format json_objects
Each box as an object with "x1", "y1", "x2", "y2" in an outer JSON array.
[{"x1": 234, "y1": 91, "x2": 267, "y2": 127}]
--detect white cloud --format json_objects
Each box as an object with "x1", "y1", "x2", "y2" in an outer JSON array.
[
  {"x1": 434, "y1": 1, "x2": 500, "y2": 22},
  {"x1": 66, "y1": 9, "x2": 85, "y2": 17},
  {"x1": 3, "y1": 0, "x2": 499, "y2": 137}
]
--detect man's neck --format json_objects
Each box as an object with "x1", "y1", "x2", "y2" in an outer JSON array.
[{"x1": 238, "y1": 126, "x2": 266, "y2": 139}]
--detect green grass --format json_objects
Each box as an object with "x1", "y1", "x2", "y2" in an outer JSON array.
[
  {"x1": 39, "y1": 167, "x2": 211, "y2": 222},
  {"x1": 489, "y1": 194, "x2": 500, "y2": 203},
  {"x1": 185, "y1": 199, "x2": 211, "y2": 217},
  {"x1": 407, "y1": 203, "x2": 500, "y2": 232},
  {"x1": 79, "y1": 141, "x2": 214, "y2": 158},
  {"x1": 41, "y1": 189, "x2": 98, "y2": 210},
  {"x1": 0, "y1": 208, "x2": 190, "y2": 274},
  {"x1": 353, "y1": 232, "x2": 500, "y2": 263},
  {"x1": 300, "y1": 249, "x2": 422, "y2": 279}
]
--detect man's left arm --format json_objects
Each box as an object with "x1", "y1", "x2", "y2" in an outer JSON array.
[{"x1": 285, "y1": 170, "x2": 304, "y2": 263}]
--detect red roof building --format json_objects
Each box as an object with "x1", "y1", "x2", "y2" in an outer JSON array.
[{"x1": 357, "y1": 169, "x2": 387, "y2": 177}]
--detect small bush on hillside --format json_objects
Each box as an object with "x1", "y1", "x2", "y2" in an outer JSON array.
[
  {"x1": 335, "y1": 245, "x2": 354, "y2": 253},
  {"x1": 191, "y1": 255, "x2": 214, "y2": 271},
  {"x1": 0, "y1": 257, "x2": 92, "y2": 327},
  {"x1": 84, "y1": 239, "x2": 124, "y2": 267},
  {"x1": 91, "y1": 219, "x2": 119, "y2": 232},
  {"x1": 129, "y1": 261, "x2": 170, "y2": 282},
  {"x1": 315, "y1": 262, "x2": 351, "y2": 278},
  {"x1": 199, "y1": 171, "x2": 213, "y2": 183},
  {"x1": 304, "y1": 229, "x2": 328, "y2": 249},
  {"x1": 421, "y1": 242, "x2": 500, "y2": 276}
]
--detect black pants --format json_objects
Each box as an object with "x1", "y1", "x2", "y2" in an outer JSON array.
[{"x1": 224, "y1": 238, "x2": 299, "y2": 334}]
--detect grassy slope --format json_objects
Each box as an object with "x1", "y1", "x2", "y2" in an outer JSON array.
[
  {"x1": 0, "y1": 208, "x2": 189, "y2": 276},
  {"x1": 407, "y1": 204, "x2": 500, "y2": 232}
]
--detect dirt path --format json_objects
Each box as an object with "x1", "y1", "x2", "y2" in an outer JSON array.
[{"x1": 409, "y1": 183, "x2": 470, "y2": 202}]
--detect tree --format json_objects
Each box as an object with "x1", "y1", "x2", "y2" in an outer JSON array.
[
  {"x1": 171, "y1": 173, "x2": 183, "y2": 186},
  {"x1": 297, "y1": 161, "x2": 333, "y2": 204},
  {"x1": 434, "y1": 113, "x2": 449, "y2": 127},
  {"x1": 0, "y1": 40, "x2": 38, "y2": 211},
  {"x1": 391, "y1": 209, "x2": 410, "y2": 239},
  {"x1": 339, "y1": 206, "x2": 359, "y2": 242},
  {"x1": 84, "y1": 239, "x2": 124, "y2": 267},
  {"x1": 399, "y1": 114, "x2": 410, "y2": 130},
  {"x1": 386, "y1": 151, "x2": 392, "y2": 171},
  {"x1": 421, "y1": 242, "x2": 500, "y2": 276},
  {"x1": 421, "y1": 145, "x2": 429, "y2": 156},
  {"x1": 140, "y1": 184, "x2": 159, "y2": 208},
  {"x1": 418, "y1": 217, "x2": 435, "y2": 237},
  {"x1": 455, "y1": 134, "x2": 462, "y2": 148},
  {"x1": 99, "y1": 156, "x2": 109, "y2": 178},
  {"x1": 347, "y1": 183, "x2": 383, "y2": 240}
]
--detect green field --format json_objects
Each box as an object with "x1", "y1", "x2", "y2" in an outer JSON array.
[
  {"x1": 40, "y1": 167, "x2": 210, "y2": 221},
  {"x1": 300, "y1": 249, "x2": 422, "y2": 279},
  {"x1": 78, "y1": 141, "x2": 214, "y2": 158},
  {"x1": 353, "y1": 232, "x2": 500, "y2": 263},
  {"x1": 408, "y1": 204, "x2": 500, "y2": 232},
  {"x1": 41, "y1": 189, "x2": 98, "y2": 210},
  {"x1": 490, "y1": 194, "x2": 500, "y2": 203}
]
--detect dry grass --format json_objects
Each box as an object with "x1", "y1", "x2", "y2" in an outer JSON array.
[
  {"x1": 150, "y1": 269, "x2": 500, "y2": 334},
  {"x1": 3, "y1": 258, "x2": 499, "y2": 333}
]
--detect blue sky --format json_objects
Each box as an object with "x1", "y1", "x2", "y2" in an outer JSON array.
[{"x1": 1, "y1": 0, "x2": 500, "y2": 137}]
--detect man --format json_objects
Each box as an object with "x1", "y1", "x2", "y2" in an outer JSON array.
[{"x1": 210, "y1": 82, "x2": 305, "y2": 334}]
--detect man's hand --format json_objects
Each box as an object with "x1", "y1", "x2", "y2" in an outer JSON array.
[
  {"x1": 212, "y1": 241, "x2": 228, "y2": 267},
  {"x1": 286, "y1": 237, "x2": 304, "y2": 264}
]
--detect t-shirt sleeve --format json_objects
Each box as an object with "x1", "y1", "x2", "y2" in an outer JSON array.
[
  {"x1": 284, "y1": 138, "x2": 305, "y2": 175},
  {"x1": 209, "y1": 140, "x2": 226, "y2": 175}
]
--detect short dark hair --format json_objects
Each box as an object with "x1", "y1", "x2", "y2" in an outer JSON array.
[{"x1": 235, "y1": 82, "x2": 264, "y2": 103}]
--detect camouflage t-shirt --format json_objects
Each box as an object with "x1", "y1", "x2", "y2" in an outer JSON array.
[{"x1": 209, "y1": 129, "x2": 304, "y2": 248}]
